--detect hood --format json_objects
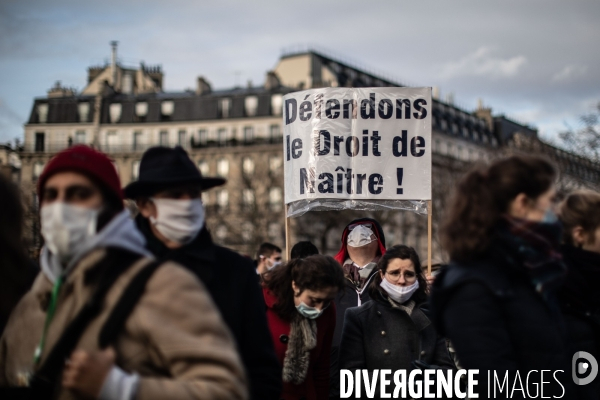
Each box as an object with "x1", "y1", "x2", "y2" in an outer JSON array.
[
  {"x1": 334, "y1": 218, "x2": 386, "y2": 265},
  {"x1": 40, "y1": 209, "x2": 153, "y2": 283}
]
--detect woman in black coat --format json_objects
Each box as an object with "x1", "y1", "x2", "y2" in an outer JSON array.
[
  {"x1": 558, "y1": 190, "x2": 600, "y2": 399},
  {"x1": 431, "y1": 155, "x2": 575, "y2": 399},
  {"x1": 338, "y1": 245, "x2": 455, "y2": 398}
]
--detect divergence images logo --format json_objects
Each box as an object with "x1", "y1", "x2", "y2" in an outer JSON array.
[{"x1": 572, "y1": 351, "x2": 598, "y2": 386}]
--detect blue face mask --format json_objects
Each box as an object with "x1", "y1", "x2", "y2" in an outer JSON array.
[
  {"x1": 542, "y1": 209, "x2": 559, "y2": 224},
  {"x1": 296, "y1": 302, "x2": 324, "y2": 319}
]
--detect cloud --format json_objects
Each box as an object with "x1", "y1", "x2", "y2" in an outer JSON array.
[
  {"x1": 439, "y1": 47, "x2": 527, "y2": 80},
  {"x1": 552, "y1": 64, "x2": 588, "y2": 83}
]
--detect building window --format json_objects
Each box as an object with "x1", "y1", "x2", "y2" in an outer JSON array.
[
  {"x1": 37, "y1": 104, "x2": 49, "y2": 123},
  {"x1": 75, "y1": 130, "x2": 86, "y2": 145},
  {"x1": 269, "y1": 187, "x2": 283, "y2": 211},
  {"x1": 268, "y1": 222, "x2": 281, "y2": 242},
  {"x1": 33, "y1": 161, "x2": 45, "y2": 181},
  {"x1": 243, "y1": 126, "x2": 253, "y2": 143},
  {"x1": 242, "y1": 188, "x2": 255, "y2": 209},
  {"x1": 440, "y1": 119, "x2": 448, "y2": 132},
  {"x1": 132, "y1": 160, "x2": 141, "y2": 181},
  {"x1": 462, "y1": 126, "x2": 469, "y2": 138},
  {"x1": 269, "y1": 155, "x2": 282, "y2": 174},
  {"x1": 35, "y1": 132, "x2": 45, "y2": 152},
  {"x1": 269, "y1": 124, "x2": 280, "y2": 141},
  {"x1": 218, "y1": 128, "x2": 228, "y2": 146},
  {"x1": 216, "y1": 190, "x2": 229, "y2": 211},
  {"x1": 245, "y1": 96, "x2": 258, "y2": 116},
  {"x1": 217, "y1": 158, "x2": 229, "y2": 177},
  {"x1": 159, "y1": 131, "x2": 169, "y2": 146},
  {"x1": 452, "y1": 123, "x2": 459, "y2": 134},
  {"x1": 197, "y1": 129, "x2": 207, "y2": 146},
  {"x1": 133, "y1": 131, "x2": 143, "y2": 151},
  {"x1": 135, "y1": 102, "x2": 148, "y2": 118},
  {"x1": 161, "y1": 101, "x2": 174, "y2": 117},
  {"x1": 271, "y1": 94, "x2": 283, "y2": 116},
  {"x1": 242, "y1": 157, "x2": 254, "y2": 176},
  {"x1": 78, "y1": 103, "x2": 90, "y2": 122},
  {"x1": 220, "y1": 98, "x2": 231, "y2": 118},
  {"x1": 241, "y1": 222, "x2": 254, "y2": 242},
  {"x1": 434, "y1": 139, "x2": 441, "y2": 153},
  {"x1": 198, "y1": 160, "x2": 209, "y2": 176},
  {"x1": 109, "y1": 103, "x2": 122, "y2": 123},
  {"x1": 178, "y1": 130, "x2": 187, "y2": 147},
  {"x1": 106, "y1": 131, "x2": 118, "y2": 152}
]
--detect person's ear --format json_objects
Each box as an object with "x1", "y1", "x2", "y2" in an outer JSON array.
[
  {"x1": 136, "y1": 198, "x2": 156, "y2": 219},
  {"x1": 509, "y1": 193, "x2": 530, "y2": 218},
  {"x1": 571, "y1": 226, "x2": 586, "y2": 247},
  {"x1": 291, "y1": 280, "x2": 300, "y2": 296}
]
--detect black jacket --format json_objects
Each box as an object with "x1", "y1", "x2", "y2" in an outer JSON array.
[
  {"x1": 431, "y1": 238, "x2": 576, "y2": 399},
  {"x1": 137, "y1": 216, "x2": 282, "y2": 400},
  {"x1": 339, "y1": 290, "x2": 455, "y2": 370},
  {"x1": 559, "y1": 245, "x2": 600, "y2": 399}
]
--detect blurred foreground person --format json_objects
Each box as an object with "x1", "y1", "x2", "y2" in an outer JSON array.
[
  {"x1": 262, "y1": 255, "x2": 345, "y2": 400},
  {"x1": 256, "y1": 242, "x2": 283, "y2": 275},
  {"x1": 0, "y1": 146, "x2": 247, "y2": 400},
  {"x1": 339, "y1": 245, "x2": 454, "y2": 398},
  {"x1": 290, "y1": 241, "x2": 319, "y2": 259},
  {"x1": 330, "y1": 218, "x2": 386, "y2": 398},
  {"x1": 558, "y1": 191, "x2": 600, "y2": 398},
  {"x1": 125, "y1": 146, "x2": 281, "y2": 400},
  {"x1": 431, "y1": 155, "x2": 574, "y2": 398},
  {"x1": 0, "y1": 174, "x2": 37, "y2": 336}
]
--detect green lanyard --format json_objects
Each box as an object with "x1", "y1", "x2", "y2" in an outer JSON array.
[{"x1": 33, "y1": 275, "x2": 64, "y2": 365}]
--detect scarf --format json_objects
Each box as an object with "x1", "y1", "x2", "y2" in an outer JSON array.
[
  {"x1": 282, "y1": 314, "x2": 317, "y2": 385},
  {"x1": 498, "y1": 215, "x2": 567, "y2": 301},
  {"x1": 342, "y1": 257, "x2": 379, "y2": 290}
]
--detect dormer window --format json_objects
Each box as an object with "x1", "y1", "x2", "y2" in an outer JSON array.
[
  {"x1": 109, "y1": 104, "x2": 122, "y2": 123},
  {"x1": 271, "y1": 95, "x2": 282, "y2": 116},
  {"x1": 37, "y1": 104, "x2": 49, "y2": 123},
  {"x1": 161, "y1": 101, "x2": 174, "y2": 117},
  {"x1": 136, "y1": 102, "x2": 148, "y2": 118},
  {"x1": 220, "y1": 98, "x2": 231, "y2": 118},
  {"x1": 245, "y1": 96, "x2": 258, "y2": 117},
  {"x1": 78, "y1": 103, "x2": 90, "y2": 122}
]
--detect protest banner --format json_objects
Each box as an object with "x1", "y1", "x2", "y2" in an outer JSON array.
[{"x1": 282, "y1": 87, "x2": 433, "y2": 269}]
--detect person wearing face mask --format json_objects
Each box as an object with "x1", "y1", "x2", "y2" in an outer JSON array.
[
  {"x1": 557, "y1": 191, "x2": 600, "y2": 399},
  {"x1": 0, "y1": 145, "x2": 247, "y2": 399},
  {"x1": 329, "y1": 218, "x2": 385, "y2": 399},
  {"x1": 125, "y1": 146, "x2": 281, "y2": 400},
  {"x1": 430, "y1": 155, "x2": 575, "y2": 398},
  {"x1": 256, "y1": 243, "x2": 283, "y2": 274},
  {"x1": 262, "y1": 255, "x2": 345, "y2": 400},
  {"x1": 338, "y1": 245, "x2": 455, "y2": 398}
]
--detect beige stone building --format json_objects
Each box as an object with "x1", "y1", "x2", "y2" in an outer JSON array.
[{"x1": 18, "y1": 45, "x2": 600, "y2": 259}]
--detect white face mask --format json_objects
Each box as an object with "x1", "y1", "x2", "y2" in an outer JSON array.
[
  {"x1": 149, "y1": 198, "x2": 204, "y2": 245},
  {"x1": 41, "y1": 202, "x2": 98, "y2": 266},
  {"x1": 267, "y1": 261, "x2": 282, "y2": 270},
  {"x1": 380, "y1": 277, "x2": 419, "y2": 304},
  {"x1": 347, "y1": 225, "x2": 376, "y2": 247}
]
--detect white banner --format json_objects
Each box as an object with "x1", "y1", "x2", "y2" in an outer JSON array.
[{"x1": 283, "y1": 87, "x2": 432, "y2": 207}]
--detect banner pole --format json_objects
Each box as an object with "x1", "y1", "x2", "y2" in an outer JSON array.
[
  {"x1": 427, "y1": 200, "x2": 432, "y2": 276},
  {"x1": 285, "y1": 204, "x2": 291, "y2": 260}
]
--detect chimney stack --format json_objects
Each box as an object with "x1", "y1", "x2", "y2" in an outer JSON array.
[
  {"x1": 110, "y1": 41, "x2": 118, "y2": 87},
  {"x1": 196, "y1": 76, "x2": 212, "y2": 95}
]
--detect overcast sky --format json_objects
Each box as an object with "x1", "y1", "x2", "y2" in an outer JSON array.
[{"x1": 1, "y1": 0, "x2": 598, "y2": 146}]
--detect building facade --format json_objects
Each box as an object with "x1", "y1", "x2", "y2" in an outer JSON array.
[{"x1": 19, "y1": 45, "x2": 600, "y2": 259}]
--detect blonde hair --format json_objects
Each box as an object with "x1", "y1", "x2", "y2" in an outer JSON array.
[{"x1": 559, "y1": 190, "x2": 600, "y2": 246}]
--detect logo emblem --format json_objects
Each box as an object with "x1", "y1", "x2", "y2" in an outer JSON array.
[{"x1": 572, "y1": 351, "x2": 598, "y2": 386}]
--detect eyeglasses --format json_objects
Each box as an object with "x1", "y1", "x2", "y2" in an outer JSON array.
[{"x1": 385, "y1": 269, "x2": 417, "y2": 282}]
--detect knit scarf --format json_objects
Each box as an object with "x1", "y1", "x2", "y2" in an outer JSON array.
[
  {"x1": 499, "y1": 216, "x2": 567, "y2": 301},
  {"x1": 282, "y1": 314, "x2": 317, "y2": 385},
  {"x1": 342, "y1": 257, "x2": 379, "y2": 290}
]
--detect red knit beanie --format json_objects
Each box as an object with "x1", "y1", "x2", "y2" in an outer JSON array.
[{"x1": 37, "y1": 145, "x2": 123, "y2": 200}]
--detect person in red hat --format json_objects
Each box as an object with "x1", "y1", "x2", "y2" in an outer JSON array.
[{"x1": 0, "y1": 145, "x2": 247, "y2": 400}]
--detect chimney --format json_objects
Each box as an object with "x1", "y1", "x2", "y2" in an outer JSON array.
[
  {"x1": 446, "y1": 92, "x2": 454, "y2": 105},
  {"x1": 196, "y1": 76, "x2": 212, "y2": 95},
  {"x1": 474, "y1": 99, "x2": 493, "y2": 130},
  {"x1": 264, "y1": 71, "x2": 281, "y2": 90},
  {"x1": 110, "y1": 41, "x2": 118, "y2": 87},
  {"x1": 432, "y1": 86, "x2": 440, "y2": 100}
]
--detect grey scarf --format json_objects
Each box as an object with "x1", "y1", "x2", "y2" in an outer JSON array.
[{"x1": 282, "y1": 315, "x2": 317, "y2": 384}]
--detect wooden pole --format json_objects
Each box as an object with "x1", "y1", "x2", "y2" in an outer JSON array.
[
  {"x1": 427, "y1": 200, "x2": 432, "y2": 276},
  {"x1": 285, "y1": 204, "x2": 291, "y2": 260}
]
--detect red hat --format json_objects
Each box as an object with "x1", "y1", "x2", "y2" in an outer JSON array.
[{"x1": 37, "y1": 145, "x2": 123, "y2": 200}]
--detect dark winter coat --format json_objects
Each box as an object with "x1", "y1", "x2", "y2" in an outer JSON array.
[
  {"x1": 263, "y1": 288, "x2": 336, "y2": 400},
  {"x1": 137, "y1": 216, "x2": 282, "y2": 400},
  {"x1": 558, "y1": 244, "x2": 600, "y2": 399},
  {"x1": 431, "y1": 237, "x2": 576, "y2": 399}
]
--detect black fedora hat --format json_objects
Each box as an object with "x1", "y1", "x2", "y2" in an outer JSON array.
[{"x1": 124, "y1": 146, "x2": 225, "y2": 198}]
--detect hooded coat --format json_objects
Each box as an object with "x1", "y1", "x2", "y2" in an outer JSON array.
[{"x1": 330, "y1": 218, "x2": 386, "y2": 399}]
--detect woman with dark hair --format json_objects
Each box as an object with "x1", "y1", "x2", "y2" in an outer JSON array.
[
  {"x1": 262, "y1": 255, "x2": 345, "y2": 400},
  {"x1": 558, "y1": 190, "x2": 600, "y2": 399},
  {"x1": 338, "y1": 245, "x2": 454, "y2": 395},
  {"x1": 431, "y1": 155, "x2": 574, "y2": 398},
  {"x1": 0, "y1": 174, "x2": 37, "y2": 336}
]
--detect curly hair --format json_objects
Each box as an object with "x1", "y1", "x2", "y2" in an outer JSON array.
[{"x1": 262, "y1": 255, "x2": 345, "y2": 321}]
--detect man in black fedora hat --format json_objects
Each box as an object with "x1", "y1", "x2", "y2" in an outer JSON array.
[{"x1": 125, "y1": 146, "x2": 282, "y2": 400}]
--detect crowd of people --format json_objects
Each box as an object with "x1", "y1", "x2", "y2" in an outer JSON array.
[{"x1": 0, "y1": 144, "x2": 598, "y2": 400}]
